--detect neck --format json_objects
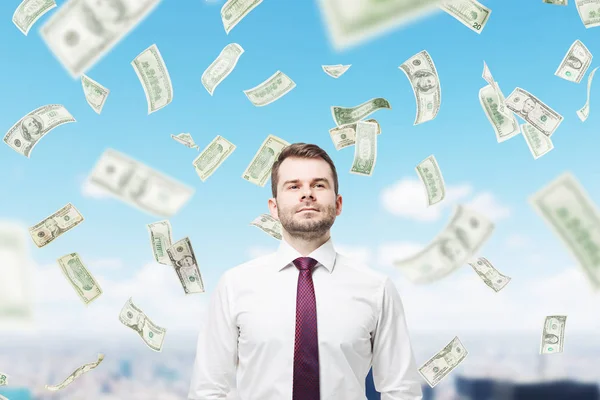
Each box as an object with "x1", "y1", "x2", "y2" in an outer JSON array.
[{"x1": 283, "y1": 231, "x2": 330, "y2": 256}]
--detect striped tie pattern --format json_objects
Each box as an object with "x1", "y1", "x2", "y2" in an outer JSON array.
[{"x1": 292, "y1": 256, "x2": 320, "y2": 400}]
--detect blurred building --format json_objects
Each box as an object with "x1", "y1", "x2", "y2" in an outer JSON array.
[
  {"x1": 455, "y1": 375, "x2": 599, "y2": 400},
  {"x1": 101, "y1": 381, "x2": 113, "y2": 394},
  {"x1": 0, "y1": 388, "x2": 32, "y2": 400},
  {"x1": 118, "y1": 359, "x2": 132, "y2": 379},
  {"x1": 153, "y1": 364, "x2": 179, "y2": 382}
]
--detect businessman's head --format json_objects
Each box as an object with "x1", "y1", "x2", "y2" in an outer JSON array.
[{"x1": 268, "y1": 143, "x2": 342, "y2": 241}]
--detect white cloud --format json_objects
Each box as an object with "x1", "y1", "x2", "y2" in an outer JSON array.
[
  {"x1": 377, "y1": 241, "x2": 424, "y2": 269},
  {"x1": 380, "y1": 178, "x2": 472, "y2": 221},
  {"x1": 359, "y1": 238, "x2": 600, "y2": 334},
  {"x1": 504, "y1": 233, "x2": 530, "y2": 249},
  {"x1": 80, "y1": 176, "x2": 111, "y2": 199},
  {"x1": 527, "y1": 253, "x2": 545, "y2": 266},
  {"x1": 466, "y1": 191, "x2": 511, "y2": 221},
  {"x1": 11, "y1": 224, "x2": 594, "y2": 340},
  {"x1": 28, "y1": 260, "x2": 208, "y2": 337},
  {"x1": 88, "y1": 258, "x2": 125, "y2": 271},
  {"x1": 380, "y1": 178, "x2": 511, "y2": 222},
  {"x1": 383, "y1": 262, "x2": 600, "y2": 334}
]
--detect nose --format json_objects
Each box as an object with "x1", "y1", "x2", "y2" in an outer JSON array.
[{"x1": 301, "y1": 186, "x2": 315, "y2": 200}]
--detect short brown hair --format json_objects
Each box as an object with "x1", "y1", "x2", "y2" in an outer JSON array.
[{"x1": 271, "y1": 143, "x2": 339, "y2": 198}]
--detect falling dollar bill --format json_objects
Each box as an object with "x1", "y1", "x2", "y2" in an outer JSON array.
[
  {"x1": 419, "y1": 336, "x2": 468, "y2": 387},
  {"x1": 577, "y1": 66, "x2": 599, "y2": 121},
  {"x1": 242, "y1": 134, "x2": 290, "y2": 187},
  {"x1": 13, "y1": 0, "x2": 56, "y2": 35},
  {"x1": 81, "y1": 75, "x2": 110, "y2": 114},
  {"x1": 439, "y1": 0, "x2": 491, "y2": 33},
  {"x1": 468, "y1": 257, "x2": 511, "y2": 292},
  {"x1": 193, "y1": 135, "x2": 236, "y2": 182},
  {"x1": 3, "y1": 104, "x2": 75, "y2": 158},
  {"x1": 147, "y1": 220, "x2": 173, "y2": 265},
  {"x1": 87, "y1": 148, "x2": 195, "y2": 217},
  {"x1": 317, "y1": 0, "x2": 443, "y2": 51},
  {"x1": 544, "y1": 0, "x2": 567, "y2": 4},
  {"x1": 0, "y1": 373, "x2": 7, "y2": 386},
  {"x1": 0, "y1": 222, "x2": 34, "y2": 327},
  {"x1": 57, "y1": 253, "x2": 103, "y2": 305},
  {"x1": 322, "y1": 64, "x2": 352, "y2": 78},
  {"x1": 482, "y1": 62, "x2": 511, "y2": 118},
  {"x1": 505, "y1": 88, "x2": 563, "y2": 137},
  {"x1": 416, "y1": 155, "x2": 446, "y2": 206},
  {"x1": 541, "y1": 316, "x2": 567, "y2": 354},
  {"x1": 479, "y1": 84, "x2": 520, "y2": 143},
  {"x1": 243, "y1": 70, "x2": 296, "y2": 107},
  {"x1": 350, "y1": 121, "x2": 378, "y2": 176},
  {"x1": 45, "y1": 353, "x2": 104, "y2": 391},
  {"x1": 521, "y1": 123, "x2": 554, "y2": 160},
  {"x1": 166, "y1": 237, "x2": 205, "y2": 294},
  {"x1": 394, "y1": 205, "x2": 494, "y2": 283},
  {"x1": 221, "y1": 0, "x2": 263, "y2": 33},
  {"x1": 399, "y1": 50, "x2": 441, "y2": 125},
  {"x1": 329, "y1": 118, "x2": 381, "y2": 150},
  {"x1": 40, "y1": 0, "x2": 161, "y2": 78},
  {"x1": 171, "y1": 133, "x2": 199, "y2": 150},
  {"x1": 250, "y1": 214, "x2": 282, "y2": 240},
  {"x1": 576, "y1": 0, "x2": 600, "y2": 28},
  {"x1": 119, "y1": 297, "x2": 166, "y2": 352},
  {"x1": 132, "y1": 44, "x2": 173, "y2": 114},
  {"x1": 202, "y1": 43, "x2": 244, "y2": 95},
  {"x1": 529, "y1": 172, "x2": 600, "y2": 289},
  {"x1": 29, "y1": 203, "x2": 84, "y2": 248},
  {"x1": 331, "y1": 97, "x2": 391, "y2": 126},
  {"x1": 555, "y1": 40, "x2": 592, "y2": 83}
]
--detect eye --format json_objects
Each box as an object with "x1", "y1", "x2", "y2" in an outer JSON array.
[
  {"x1": 289, "y1": 185, "x2": 297, "y2": 189},
  {"x1": 315, "y1": 184, "x2": 324, "y2": 187}
]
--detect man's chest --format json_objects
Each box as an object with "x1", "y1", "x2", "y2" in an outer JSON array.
[{"x1": 233, "y1": 277, "x2": 379, "y2": 353}]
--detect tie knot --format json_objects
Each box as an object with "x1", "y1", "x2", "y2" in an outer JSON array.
[{"x1": 292, "y1": 257, "x2": 318, "y2": 271}]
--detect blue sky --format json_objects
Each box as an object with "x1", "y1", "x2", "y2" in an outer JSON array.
[{"x1": 1, "y1": 0, "x2": 600, "y2": 339}]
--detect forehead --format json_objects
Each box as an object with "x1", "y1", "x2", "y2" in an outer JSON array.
[{"x1": 278, "y1": 157, "x2": 333, "y2": 181}]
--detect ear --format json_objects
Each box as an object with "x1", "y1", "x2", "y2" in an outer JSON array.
[
  {"x1": 268, "y1": 197, "x2": 279, "y2": 220},
  {"x1": 335, "y1": 194, "x2": 342, "y2": 216}
]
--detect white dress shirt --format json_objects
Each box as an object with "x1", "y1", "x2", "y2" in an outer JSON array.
[{"x1": 188, "y1": 236, "x2": 423, "y2": 400}]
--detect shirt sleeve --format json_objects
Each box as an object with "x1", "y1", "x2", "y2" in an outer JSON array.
[
  {"x1": 188, "y1": 271, "x2": 239, "y2": 400},
  {"x1": 371, "y1": 277, "x2": 423, "y2": 400}
]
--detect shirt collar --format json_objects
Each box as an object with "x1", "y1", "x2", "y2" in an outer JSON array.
[{"x1": 274, "y1": 236, "x2": 336, "y2": 274}]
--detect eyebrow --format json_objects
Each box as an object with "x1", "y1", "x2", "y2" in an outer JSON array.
[{"x1": 282, "y1": 178, "x2": 330, "y2": 187}]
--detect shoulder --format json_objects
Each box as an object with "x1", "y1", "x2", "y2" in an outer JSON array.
[
  {"x1": 221, "y1": 252, "x2": 277, "y2": 284},
  {"x1": 335, "y1": 252, "x2": 389, "y2": 286}
]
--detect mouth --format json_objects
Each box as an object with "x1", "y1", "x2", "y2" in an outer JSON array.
[{"x1": 297, "y1": 208, "x2": 319, "y2": 213}]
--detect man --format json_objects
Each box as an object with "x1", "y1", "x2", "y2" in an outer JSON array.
[{"x1": 188, "y1": 143, "x2": 423, "y2": 399}]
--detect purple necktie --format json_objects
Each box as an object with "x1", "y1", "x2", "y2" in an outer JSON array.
[{"x1": 292, "y1": 256, "x2": 320, "y2": 400}]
